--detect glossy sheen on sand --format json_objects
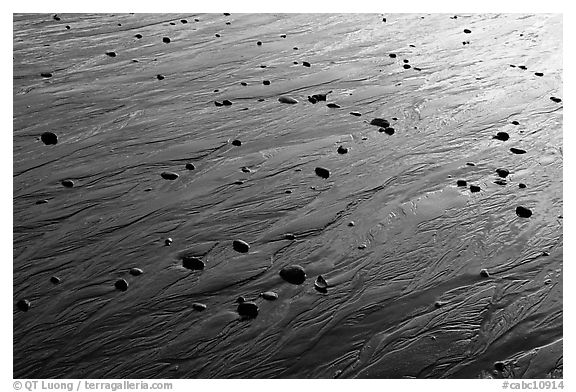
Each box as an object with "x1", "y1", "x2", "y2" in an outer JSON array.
[{"x1": 13, "y1": 13, "x2": 562, "y2": 379}]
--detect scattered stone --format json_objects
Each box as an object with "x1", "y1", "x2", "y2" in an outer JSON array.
[
  {"x1": 464, "y1": 29, "x2": 472, "y2": 33},
  {"x1": 280, "y1": 265, "x2": 307, "y2": 285},
  {"x1": 260, "y1": 65, "x2": 267, "y2": 68},
  {"x1": 285, "y1": 189, "x2": 292, "y2": 194},
  {"x1": 234, "y1": 180, "x2": 245, "y2": 185},
  {"x1": 518, "y1": 65, "x2": 527, "y2": 70},
  {"x1": 237, "y1": 301, "x2": 259, "y2": 319},
  {"x1": 494, "y1": 361, "x2": 506, "y2": 372},
  {"x1": 542, "y1": 251, "x2": 550, "y2": 257},
  {"x1": 403, "y1": 59, "x2": 409, "y2": 63},
  {"x1": 413, "y1": 67, "x2": 422, "y2": 71},
  {"x1": 232, "y1": 139, "x2": 242, "y2": 146},
  {"x1": 327, "y1": 103, "x2": 341, "y2": 108},
  {"x1": 337, "y1": 145, "x2": 348, "y2": 154},
  {"x1": 162, "y1": 37, "x2": 171, "y2": 43},
  {"x1": 311, "y1": 92, "x2": 331, "y2": 102},
  {"x1": 165, "y1": 238, "x2": 173, "y2": 246},
  {"x1": 215, "y1": 34, "x2": 221, "y2": 37},
  {"x1": 156, "y1": 74, "x2": 165, "y2": 80},
  {"x1": 515, "y1": 206, "x2": 532, "y2": 218},
  {"x1": 260, "y1": 291, "x2": 278, "y2": 301},
  {"x1": 278, "y1": 96, "x2": 298, "y2": 104},
  {"x1": 496, "y1": 168, "x2": 509, "y2": 178},
  {"x1": 510, "y1": 148, "x2": 526, "y2": 154},
  {"x1": 106, "y1": 51, "x2": 117, "y2": 57},
  {"x1": 223, "y1": 13, "x2": 231, "y2": 16},
  {"x1": 480, "y1": 269, "x2": 490, "y2": 278},
  {"x1": 493, "y1": 132, "x2": 509, "y2": 141},
  {"x1": 169, "y1": 22, "x2": 176, "y2": 25},
  {"x1": 370, "y1": 118, "x2": 390, "y2": 128},
  {"x1": 53, "y1": 14, "x2": 61, "y2": 21},
  {"x1": 293, "y1": 47, "x2": 298, "y2": 50},
  {"x1": 41, "y1": 72, "x2": 53, "y2": 78},
  {"x1": 194, "y1": 18, "x2": 199, "y2": 22},
  {"x1": 457, "y1": 180, "x2": 467, "y2": 187},
  {"x1": 135, "y1": 34, "x2": 143, "y2": 39},
  {"x1": 61, "y1": 179, "x2": 74, "y2": 188},
  {"x1": 382, "y1": 127, "x2": 395, "y2": 135},
  {"x1": 511, "y1": 120, "x2": 520, "y2": 125},
  {"x1": 494, "y1": 179, "x2": 507, "y2": 185},
  {"x1": 41, "y1": 131, "x2": 58, "y2": 145},
  {"x1": 466, "y1": 162, "x2": 475, "y2": 166},
  {"x1": 36, "y1": 199, "x2": 49, "y2": 205},
  {"x1": 550, "y1": 97, "x2": 562, "y2": 103},
  {"x1": 161, "y1": 171, "x2": 179, "y2": 180},
  {"x1": 129, "y1": 268, "x2": 143, "y2": 276},
  {"x1": 17, "y1": 299, "x2": 31, "y2": 312},
  {"x1": 382, "y1": 17, "x2": 387, "y2": 22},
  {"x1": 358, "y1": 243, "x2": 367, "y2": 250},
  {"x1": 214, "y1": 101, "x2": 224, "y2": 107},
  {"x1": 65, "y1": 25, "x2": 70, "y2": 30},
  {"x1": 509, "y1": 64, "x2": 516, "y2": 68},
  {"x1": 185, "y1": 163, "x2": 195, "y2": 170},
  {"x1": 302, "y1": 61, "x2": 311, "y2": 67},
  {"x1": 280, "y1": 34, "x2": 287, "y2": 38},
  {"x1": 470, "y1": 185, "x2": 481, "y2": 193},
  {"x1": 241, "y1": 82, "x2": 247, "y2": 86},
  {"x1": 314, "y1": 167, "x2": 331, "y2": 179},
  {"x1": 315, "y1": 275, "x2": 328, "y2": 293},
  {"x1": 192, "y1": 303, "x2": 207, "y2": 311},
  {"x1": 182, "y1": 256, "x2": 205, "y2": 270},
  {"x1": 434, "y1": 301, "x2": 445, "y2": 308},
  {"x1": 519, "y1": 183, "x2": 526, "y2": 189},
  {"x1": 535, "y1": 72, "x2": 544, "y2": 77},
  {"x1": 389, "y1": 53, "x2": 397, "y2": 58},
  {"x1": 232, "y1": 239, "x2": 250, "y2": 253},
  {"x1": 256, "y1": 41, "x2": 263, "y2": 46},
  {"x1": 403, "y1": 64, "x2": 411, "y2": 69},
  {"x1": 284, "y1": 233, "x2": 296, "y2": 240},
  {"x1": 50, "y1": 276, "x2": 61, "y2": 284},
  {"x1": 222, "y1": 99, "x2": 233, "y2": 106},
  {"x1": 115, "y1": 279, "x2": 129, "y2": 291},
  {"x1": 226, "y1": 22, "x2": 231, "y2": 25},
  {"x1": 263, "y1": 80, "x2": 271, "y2": 85},
  {"x1": 350, "y1": 111, "x2": 362, "y2": 116},
  {"x1": 348, "y1": 221, "x2": 355, "y2": 227}
]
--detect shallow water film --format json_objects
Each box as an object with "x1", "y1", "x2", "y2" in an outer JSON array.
[{"x1": 13, "y1": 13, "x2": 562, "y2": 379}]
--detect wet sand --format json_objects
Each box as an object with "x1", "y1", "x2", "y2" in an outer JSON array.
[{"x1": 13, "y1": 13, "x2": 562, "y2": 379}]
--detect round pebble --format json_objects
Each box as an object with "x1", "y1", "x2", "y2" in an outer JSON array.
[
  {"x1": 464, "y1": 29, "x2": 472, "y2": 33},
  {"x1": 403, "y1": 64, "x2": 411, "y2": 69},
  {"x1": 65, "y1": 25, "x2": 70, "y2": 29},
  {"x1": 162, "y1": 37, "x2": 171, "y2": 43},
  {"x1": 280, "y1": 265, "x2": 307, "y2": 285},
  {"x1": 61, "y1": 179, "x2": 74, "y2": 188},
  {"x1": 278, "y1": 96, "x2": 298, "y2": 104},
  {"x1": 185, "y1": 163, "x2": 195, "y2": 170},
  {"x1": 50, "y1": 276, "x2": 61, "y2": 284},
  {"x1": 257, "y1": 41, "x2": 262, "y2": 46},
  {"x1": 17, "y1": 299, "x2": 31, "y2": 312},
  {"x1": 237, "y1": 301, "x2": 258, "y2": 318},
  {"x1": 496, "y1": 168, "x2": 509, "y2": 178},
  {"x1": 129, "y1": 268, "x2": 144, "y2": 276},
  {"x1": 232, "y1": 139, "x2": 242, "y2": 146},
  {"x1": 182, "y1": 256, "x2": 205, "y2": 270},
  {"x1": 181, "y1": 19, "x2": 188, "y2": 24},
  {"x1": 233, "y1": 239, "x2": 250, "y2": 253},
  {"x1": 161, "y1": 171, "x2": 179, "y2": 180},
  {"x1": 115, "y1": 279, "x2": 129, "y2": 291},
  {"x1": 403, "y1": 59, "x2": 409, "y2": 63},
  {"x1": 519, "y1": 183, "x2": 526, "y2": 189},
  {"x1": 389, "y1": 53, "x2": 397, "y2": 58},
  {"x1": 41, "y1": 131, "x2": 58, "y2": 145},
  {"x1": 493, "y1": 132, "x2": 509, "y2": 141},
  {"x1": 516, "y1": 206, "x2": 532, "y2": 218},
  {"x1": 314, "y1": 167, "x2": 331, "y2": 179},
  {"x1": 192, "y1": 303, "x2": 207, "y2": 311}
]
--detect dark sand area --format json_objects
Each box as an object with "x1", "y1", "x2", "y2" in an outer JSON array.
[{"x1": 13, "y1": 13, "x2": 562, "y2": 378}]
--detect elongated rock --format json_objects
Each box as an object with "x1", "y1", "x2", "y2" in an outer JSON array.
[
  {"x1": 129, "y1": 268, "x2": 143, "y2": 276},
  {"x1": 232, "y1": 239, "x2": 250, "y2": 253},
  {"x1": 61, "y1": 179, "x2": 74, "y2": 188},
  {"x1": 315, "y1": 167, "x2": 330, "y2": 179},
  {"x1": 161, "y1": 171, "x2": 179, "y2": 180},
  {"x1": 260, "y1": 291, "x2": 278, "y2": 301},
  {"x1": 280, "y1": 265, "x2": 306, "y2": 285},
  {"x1": 192, "y1": 303, "x2": 207, "y2": 311},
  {"x1": 50, "y1": 276, "x2": 61, "y2": 284},
  {"x1": 370, "y1": 118, "x2": 390, "y2": 128},
  {"x1": 182, "y1": 256, "x2": 205, "y2": 270},
  {"x1": 327, "y1": 103, "x2": 341, "y2": 108},
  {"x1": 278, "y1": 96, "x2": 298, "y2": 104},
  {"x1": 510, "y1": 148, "x2": 526, "y2": 154}
]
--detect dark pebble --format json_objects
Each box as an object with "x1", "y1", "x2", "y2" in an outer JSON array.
[
  {"x1": 403, "y1": 59, "x2": 409, "y2": 63},
  {"x1": 389, "y1": 53, "x2": 397, "y2": 58},
  {"x1": 222, "y1": 99, "x2": 233, "y2": 106},
  {"x1": 115, "y1": 279, "x2": 129, "y2": 291},
  {"x1": 285, "y1": 189, "x2": 292, "y2": 194},
  {"x1": 519, "y1": 183, "x2": 526, "y2": 189},
  {"x1": 315, "y1": 167, "x2": 331, "y2": 179},
  {"x1": 50, "y1": 276, "x2": 61, "y2": 284},
  {"x1": 165, "y1": 238, "x2": 173, "y2": 246},
  {"x1": 337, "y1": 145, "x2": 348, "y2": 154},
  {"x1": 160, "y1": 171, "x2": 179, "y2": 180},
  {"x1": 284, "y1": 233, "x2": 296, "y2": 240},
  {"x1": 215, "y1": 34, "x2": 221, "y2": 37},
  {"x1": 496, "y1": 168, "x2": 509, "y2": 178},
  {"x1": 65, "y1": 25, "x2": 70, "y2": 29},
  {"x1": 260, "y1": 65, "x2": 267, "y2": 68},
  {"x1": 41, "y1": 131, "x2": 58, "y2": 145},
  {"x1": 470, "y1": 185, "x2": 481, "y2": 193},
  {"x1": 36, "y1": 199, "x2": 49, "y2": 205},
  {"x1": 350, "y1": 111, "x2": 361, "y2": 116},
  {"x1": 237, "y1": 301, "x2": 258, "y2": 318},
  {"x1": 413, "y1": 67, "x2": 422, "y2": 71},
  {"x1": 280, "y1": 34, "x2": 287, "y2": 38},
  {"x1": 226, "y1": 22, "x2": 231, "y2": 25},
  {"x1": 223, "y1": 13, "x2": 231, "y2": 16},
  {"x1": 135, "y1": 34, "x2": 143, "y2": 39},
  {"x1": 348, "y1": 221, "x2": 355, "y2": 227},
  {"x1": 129, "y1": 268, "x2": 143, "y2": 276},
  {"x1": 493, "y1": 131, "x2": 509, "y2": 141},
  {"x1": 370, "y1": 118, "x2": 390, "y2": 128},
  {"x1": 314, "y1": 275, "x2": 328, "y2": 293},
  {"x1": 241, "y1": 166, "x2": 251, "y2": 173},
  {"x1": 260, "y1": 291, "x2": 278, "y2": 301},
  {"x1": 181, "y1": 19, "x2": 188, "y2": 24},
  {"x1": 382, "y1": 127, "x2": 395, "y2": 135},
  {"x1": 494, "y1": 179, "x2": 507, "y2": 186},
  {"x1": 516, "y1": 206, "x2": 532, "y2": 218},
  {"x1": 41, "y1": 72, "x2": 53, "y2": 78},
  {"x1": 518, "y1": 65, "x2": 527, "y2": 70},
  {"x1": 169, "y1": 22, "x2": 176, "y2": 25},
  {"x1": 53, "y1": 15, "x2": 61, "y2": 21},
  {"x1": 263, "y1": 80, "x2": 271, "y2": 85},
  {"x1": 61, "y1": 179, "x2": 74, "y2": 188},
  {"x1": 162, "y1": 37, "x2": 171, "y2": 43},
  {"x1": 464, "y1": 29, "x2": 472, "y2": 33},
  {"x1": 535, "y1": 72, "x2": 544, "y2": 77},
  {"x1": 182, "y1": 256, "x2": 205, "y2": 270},
  {"x1": 241, "y1": 82, "x2": 247, "y2": 86},
  {"x1": 185, "y1": 163, "x2": 195, "y2": 170},
  {"x1": 232, "y1": 139, "x2": 242, "y2": 146},
  {"x1": 311, "y1": 92, "x2": 330, "y2": 101},
  {"x1": 511, "y1": 120, "x2": 520, "y2": 125},
  {"x1": 194, "y1": 18, "x2": 199, "y2": 22},
  {"x1": 293, "y1": 47, "x2": 298, "y2": 50},
  {"x1": 302, "y1": 61, "x2": 311, "y2": 67},
  {"x1": 156, "y1": 74, "x2": 165, "y2": 80},
  {"x1": 17, "y1": 299, "x2": 31, "y2": 312},
  {"x1": 257, "y1": 98, "x2": 265, "y2": 102},
  {"x1": 279, "y1": 265, "x2": 307, "y2": 285},
  {"x1": 510, "y1": 148, "x2": 526, "y2": 154},
  {"x1": 494, "y1": 361, "x2": 506, "y2": 372},
  {"x1": 214, "y1": 89, "x2": 219, "y2": 92},
  {"x1": 327, "y1": 103, "x2": 341, "y2": 108},
  {"x1": 550, "y1": 97, "x2": 562, "y2": 103},
  {"x1": 278, "y1": 96, "x2": 298, "y2": 104},
  {"x1": 409, "y1": 44, "x2": 416, "y2": 47},
  {"x1": 382, "y1": 17, "x2": 386, "y2": 22},
  {"x1": 215, "y1": 101, "x2": 223, "y2": 107},
  {"x1": 457, "y1": 180, "x2": 467, "y2": 187},
  {"x1": 192, "y1": 303, "x2": 207, "y2": 311},
  {"x1": 308, "y1": 96, "x2": 317, "y2": 104},
  {"x1": 480, "y1": 269, "x2": 490, "y2": 278},
  {"x1": 466, "y1": 162, "x2": 475, "y2": 166},
  {"x1": 234, "y1": 180, "x2": 245, "y2": 185},
  {"x1": 257, "y1": 41, "x2": 262, "y2": 46},
  {"x1": 232, "y1": 239, "x2": 250, "y2": 253},
  {"x1": 403, "y1": 64, "x2": 411, "y2": 69}
]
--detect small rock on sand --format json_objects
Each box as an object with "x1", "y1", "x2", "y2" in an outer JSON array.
[
  {"x1": 156, "y1": 74, "x2": 165, "y2": 80},
  {"x1": 519, "y1": 183, "x2": 527, "y2": 189},
  {"x1": 41, "y1": 131, "x2": 58, "y2": 145},
  {"x1": 162, "y1": 37, "x2": 171, "y2": 43},
  {"x1": 232, "y1": 139, "x2": 242, "y2": 146},
  {"x1": 403, "y1": 64, "x2": 411, "y2": 69},
  {"x1": 135, "y1": 34, "x2": 143, "y2": 39},
  {"x1": 260, "y1": 291, "x2": 278, "y2": 301},
  {"x1": 464, "y1": 29, "x2": 472, "y2": 33},
  {"x1": 470, "y1": 185, "x2": 481, "y2": 193},
  {"x1": 185, "y1": 163, "x2": 195, "y2": 170},
  {"x1": 129, "y1": 268, "x2": 144, "y2": 276},
  {"x1": 35, "y1": 199, "x2": 48, "y2": 205},
  {"x1": 535, "y1": 72, "x2": 544, "y2": 77},
  {"x1": 165, "y1": 238, "x2": 173, "y2": 246},
  {"x1": 61, "y1": 179, "x2": 74, "y2": 188},
  {"x1": 350, "y1": 111, "x2": 362, "y2": 116},
  {"x1": 480, "y1": 269, "x2": 490, "y2": 278},
  {"x1": 496, "y1": 168, "x2": 509, "y2": 178},
  {"x1": 315, "y1": 167, "x2": 331, "y2": 179},
  {"x1": 510, "y1": 148, "x2": 526, "y2": 154},
  {"x1": 370, "y1": 118, "x2": 390, "y2": 128},
  {"x1": 232, "y1": 239, "x2": 250, "y2": 253},
  {"x1": 493, "y1": 132, "x2": 509, "y2": 141},
  {"x1": 337, "y1": 145, "x2": 348, "y2": 154},
  {"x1": 105, "y1": 51, "x2": 116, "y2": 57},
  {"x1": 280, "y1": 265, "x2": 307, "y2": 285},
  {"x1": 456, "y1": 180, "x2": 467, "y2": 187},
  {"x1": 327, "y1": 103, "x2": 341, "y2": 108},
  {"x1": 315, "y1": 275, "x2": 328, "y2": 293},
  {"x1": 41, "y1": 72, "x2": 53, "y2": 78},
  {"x1": 115, "y1": 279, "x2": 129, "y2": 291},
  {"x1": 17, "y1": 299, "x2": 31, "y2": 312},
  {"x1": 50, "y1": 276, "x2": 61, "y2": 284},
  {"x1": 516, "y1": 206, "x2": 532, "y2": 218},
  {"x1": 550, "y1": 97, "x2": 562, "y2": 103},
  {"x1": 192, "y1": 303, "x2": 207, "y2": 311},
  {"x1": 263, "y1": 80, "x2": 271, "y2": 85},
  {"x1": 182, "y1": 256, "x2": 205, "y2": 270},
  {"x1": 222, "y1": 99, "x2": 233, "y2": 106},
  {"x1": 161, "y1": 171, "x2": 179, "y2": 180},
  {"x1": 278, "y1": 96, "x2": 298, "y2": 104},
  {"x1": 237, "y1": 301, "x2": 258, "y2": 318}
]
